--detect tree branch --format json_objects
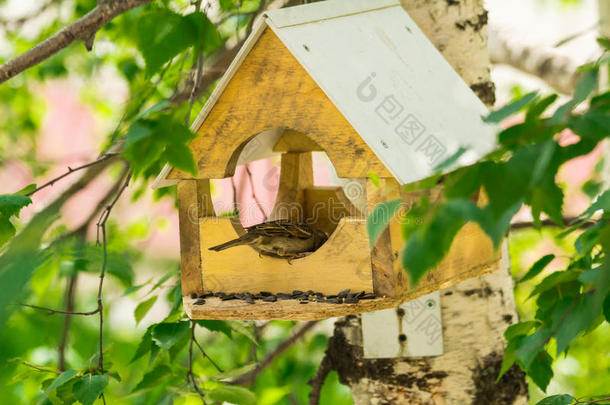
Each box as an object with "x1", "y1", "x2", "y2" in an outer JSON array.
[
  {"x1": 231, "y1": 321, "x2": 318, "y2": 386},
  {"x1": 95, "y1": 170, "x2": 132, "y2": 374},
  {"x1": 193, "y1": 337, "x2": 223, "y2": 373},
  {"x1": 307, "y1": 354, "x2": 332, "y2": 405},
  {"x1": 0, "y1": 0, "x2": 153, "y2": 84},
  {"x1": 168, "y1": 0, "x2": 302, "y2": 106},
  {"x1": 58, "y1": 273, "x2": 78, "y2": 371},
  {"x1": 509, "y1": 217, "x2": 598, "y2": 231},
  {"x1": 26, "y1": 154, "x2": 116, "y2": 197},
  {"x1": 488, "y1": 26, "x2": 584, "y2": 95},
  {"x1": 187, "y1": 321, "x2": 207, "y2": 403}
]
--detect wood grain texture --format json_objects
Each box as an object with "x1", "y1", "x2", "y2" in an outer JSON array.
[
  {"x1": 269, "y1": 152, "x2": 313, "y2": 222},
  {"x1": 178, "y1": 180, "x2": 203, "y2": 296},
  {"x1": 167, "y1": 27, "x2": 391, "y2": 180},
  {"x1": 273, "y1": 129, "x2": 324, "y2": 152},
  {"x1": 199, "y1": 216, "x2": 374, "y2": 295},
  {"x1": 184, "y1": 295, "x2": 404, "y2": 321},
  {"x1": 303, "y1": 187, "x2": 361, "y2": 235}
]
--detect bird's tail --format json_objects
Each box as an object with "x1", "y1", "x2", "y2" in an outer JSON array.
[{"x1": 208, "y1": 238, "x2": 243, "y2": 252}]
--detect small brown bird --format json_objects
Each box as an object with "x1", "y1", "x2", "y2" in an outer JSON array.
[{"x1": 208, "y1": 220, "x2": 328, "y2": 262}]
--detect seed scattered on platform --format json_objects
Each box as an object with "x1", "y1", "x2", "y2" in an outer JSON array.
[
  {"x1": 338, "y1": 289, "x2": 351, "y2": 297},
  {"x1": 195, "y1": 290, "x2": 377, "y2": 305}
]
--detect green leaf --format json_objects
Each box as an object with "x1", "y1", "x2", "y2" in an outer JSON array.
[
  {"x1": 497, "y1": 336, "x2": 523, "y2": 381},
  {"x1": 0, "y1": 194, "x2": 32, "y2": 217},
  {"x1": 227, "y1": 321, "x2": 257, "y2": 344},
  {"x1": 526, "y1": 94, "x2": 559, "y2": 121},
  {"x1": 520, "y1": 255, "x2": 555, "y2": 283},
  {"x1": 604, "y1": 294, "x2": 610, "y2": 322},
  {"x1": 130, "y1": 328, "x2": 153, "y2": 364},
  {"x1": 151, "y1": 322, "x2": 190, "y2": 351},
  {"x1": 504, "y1": 321, "x2": 539, "y2": 340},
  {"x1": 515, "y1": 328, "x2": 551, "y2": 369},
  {"x1": 598, "y1": 37, "x2": 610, "y2": 50},
  {"x1": 367, "y1": 199, "x2": 402, "y2": 248},
  {"x1": 162, "y1": 143, "x2": 197, "y2": 176},
  {"x1": 527, "y1": 351, "x2": 553, "y2": 392},
  {"x1": 551, "y1": 69, "x2": 599, "y2": 124},
  {"x1": 72, "y1": 375, "x2": 108, "y2": 405},
  {"x1": 42, "y1": 369, "x2": 78, "y2": 398},
  {"x1": 535, "y1": 394, "x2": 574, "y2": 405},
  {"x1": 208, "y1": 385, "x2": 257, "y2": 405},
  {"x1": 443, "y1": 164, "x2": 482, "y2": 199},
  {"x1": 433, "y1": 146, "x2": 467, "y2": 172},
  {"x1": 132, "y1": 365, "x2": 171, "y2": 393},
  {"x1": 0, "y1": 208, "x2": 57, "y2": 327},
  {"x1": 213, "y1": 363, "x2": 256, "y2": 380},
  {"x1": 0, "y1": 217, "x2": 17, "y2": 247},
  {"x1": 552, "y1": 294, "x2": 597, "y2": 355},
  {"x1": 16, "y1": 183, "x2": 37, "y2": 195},
  {"x1": 483, "y1": 91, "x2": 538, "y2": 123},
  {"x1": 134, "y1": 295, "x2": 158, "y2": 326},
  {"x1": 368, "y1": 173, "x2": 380, "y2": 187},
  {"x1": 578, "y1": 188, "x2": 610, "y2": 218},
  {"x1": 136, "y1": 10, "x2": 206, "y2": 75},
  {"x1": 0, "y1": 194, "x2": 33, "y2": 247},
  {"x1": 529, "y1": 271, "x2": 581, "y2": 298},
  {"x1": 197, "y1": 320, "x2": 233, "y2": 339}
]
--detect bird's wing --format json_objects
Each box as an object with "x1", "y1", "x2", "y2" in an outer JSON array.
[{"x1": 246, "y1": 220, "x2": 313, "y2": 239}]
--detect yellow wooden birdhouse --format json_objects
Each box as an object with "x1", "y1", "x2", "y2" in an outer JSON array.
[{"x1": 153, "y1": 0, "x2": 501, "y2": 320}]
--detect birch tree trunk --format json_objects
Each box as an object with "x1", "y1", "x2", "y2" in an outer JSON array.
[{"x1": 325, "y1": 1, "x2": 528, "y2": 403}]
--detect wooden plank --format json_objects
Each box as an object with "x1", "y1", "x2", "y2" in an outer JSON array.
[
  {"x1": 273, "y1": 129, "x2": 324, "y2": 152},
  {"x1": 178, "y1": 181, "x2": 203, "y2": 296},
  {"x1": 167, "y1": 28, "x2": 391, "y2": 180},
  {"x1": 199, "y1": 217, "x2": 373, "y2": 295},
  {"x1": 269, "y1": 152, "x2": 313, "y2": 222},
  {"x1": 185, "y1": 295, "x2": 404, "y2": 321},
  {"x1": 303, "y1": 186, "x2": 361, "y2": 235},
  {"x1": 366, "y1": 177, "x2": 405, "y2": 298}
]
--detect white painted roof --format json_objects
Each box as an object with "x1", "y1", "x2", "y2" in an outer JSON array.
[{"x1": 153, "y1": 0, "x2": 498, "y2": 188}]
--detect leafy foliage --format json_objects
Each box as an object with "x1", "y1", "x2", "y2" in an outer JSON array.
[
  {"x1": 2, "y1": 0, "x2": 610, "y2": 402},
  {"x1": 365, "y1": 43, "x2": 610, "y2": 398}
]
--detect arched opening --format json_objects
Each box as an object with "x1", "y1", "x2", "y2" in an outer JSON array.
[{"x1": 210, "y1": 128, "x2": 365, "y2": 238}]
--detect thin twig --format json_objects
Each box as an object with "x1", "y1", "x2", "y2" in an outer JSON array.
[
  {"x1": 510, "y1": 217, "x2": 597, "y2": 231},
  {"x1": 245, "y1": 164, "x2": 267, "y2": 220},
  {"x1": 231, "y1": 321, "x2": 318, "y2": 386},
  {"x1": 0, "y1": 0, "x2": 153, "y2": 84},
  {"x1": 26, "y1": 155, "x2": 115, "y2": 197},
  {"x1": 21, "y1": 361, "x2": 61, "y2": 375},
  {"x1": 573, "y1": 397, "x2": 610, "y2": 404},
  {"x1": 58, "y1": 273, "x2": 78, "y2": 371},
  {"x1": 193, "y1": 338, "x2": 224, "y2": 373},
  {"x1": 94, "y1": 171, "x2": 132, "y2": 374},
  {"x1": 185, "y1": 0, "x2": 205, "y2": 126},
  {"x1": 20, "y1": 303, "x2": 99, "y2": 316},
  {"x1": 188, "y1": 321, "x2": 207, "y2": 403},
  {"x1": 245, "y1": 0, "x2": 266, "y2": 37},
  {"x1": 307, "y1": 354, "x2": 332, "y2": 405}
]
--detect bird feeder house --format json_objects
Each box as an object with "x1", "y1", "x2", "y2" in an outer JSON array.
[{"x1": 153, "y1": 0, "x2": 501, "y2": 320}]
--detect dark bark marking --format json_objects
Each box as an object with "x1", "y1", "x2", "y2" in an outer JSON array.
[
  {"x1": 470, "y1": 81, "x2": 496, "y2": 106},
  {"x1": 472, "y1": 352, "x2": 528, "y2": 405},
  {"x1": 455, "y1": 11, "x2": 489, "y2": 32}
]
